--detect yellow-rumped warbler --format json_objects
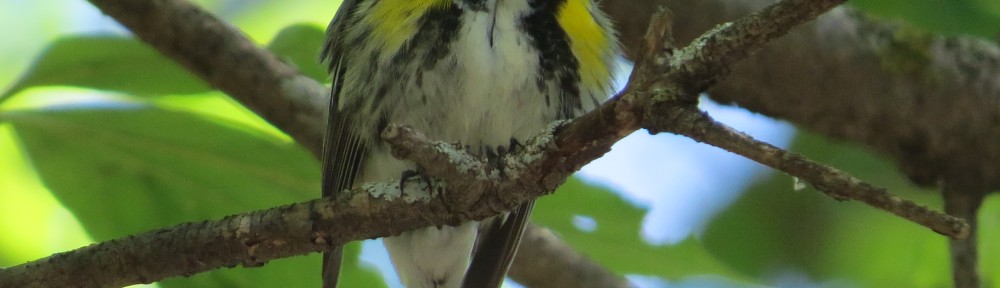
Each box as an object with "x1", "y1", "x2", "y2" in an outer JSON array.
[{"x1": 319, "y1": 0, "x2": 619, "y2": 286}]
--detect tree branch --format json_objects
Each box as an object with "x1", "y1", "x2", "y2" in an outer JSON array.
[
  {"x1": 6, "y1": 0, "x2": 972, "y2": 286},
  {"x1": 0, "y1": 171, "x2": 548, "y2": 288},
  {"x1": 621, "y1": 0, "x2": 968, "y2": 237},
  {"x1": 651, "y1": 106, "x2": 969, "y2": 237}
]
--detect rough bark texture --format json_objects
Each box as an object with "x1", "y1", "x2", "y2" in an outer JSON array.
[{"x1": 714, "y1": 9, "x2": 1000, "y2": 188}]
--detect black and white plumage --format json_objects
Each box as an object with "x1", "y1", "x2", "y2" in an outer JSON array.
[{"x1": 320, "y1": 0, "x2": 618, "y2": 286}]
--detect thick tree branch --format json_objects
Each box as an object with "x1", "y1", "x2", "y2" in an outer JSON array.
[{"x1": 714, "y1": 7, "x2": 1000, "y2": 189}]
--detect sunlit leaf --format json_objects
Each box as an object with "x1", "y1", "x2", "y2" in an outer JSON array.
[
  {"x1": 0, "y1": 124, "x2": 91, "y2": 266},
  {"x1": 231, "y1": 0, "x2": 343, "y2": 41},
  {"x1": 0, "y1": 37, "x2": 211, "y2": 103},
  {"x1": 6, "y1": 106, "x2": 316, "y2": 232},
  {"x1": 267, "y1": 24, "x2": 329, "y2": 82},
  {"x1": 1, "y1": 24, "x2": 328, "y2": 106},
  {"x1": 3, "y1": 105, "x2": 382, "y2": 287}
]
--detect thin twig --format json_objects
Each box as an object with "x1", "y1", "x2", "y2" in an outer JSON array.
[{"x1": 651, "y1": 106, "x2": 970, "y2": 238}]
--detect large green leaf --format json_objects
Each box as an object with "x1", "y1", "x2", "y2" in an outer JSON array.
[
  {"x1": 266, "y1": 24, "x2": 329, "y2": 82},
  {"x1": 1, "y1": 23, "x2": 329, "y2": 105},
  {"x1": 701, "y1": 174, "x2": 834, "y2": 279},
  {"x1": 534, "y1": 178, "x2": 751, "y2": 282},
  {"x1": 0, "y1": 37, "x2": 211, "y2": 102},
  {"x1": 0, "y1": 124, "x2": 92, "y2": 267},
  {"x1": 787, "y1": 131, "x2": 950, "y2": 287},
  {"x1": 6, "y1": 106, "x2": 318, "y2": 232},
  {"x1": 4, "y1": 105, "x2": 383, "y2": 287},
  {"x1": 229, "y1": 0, "x2": 343, "y2": 44}
]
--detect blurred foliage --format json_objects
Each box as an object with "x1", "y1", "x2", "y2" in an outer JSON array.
[
  {"x1": 1, "y1": 0, "x2": 999, "y2": 288},
  {"x1": 4, "y1": 107, "x2": 319, "y2": 238},
  {"x1": 267, "y1": 24, "x2": 330, "y2": 82},
  {"x1": 0, "y1": 37, "x2": 210, "y2": 101},
  {"x1": 850, "y1": 0, "x2": 1000, "y2": 38},
  {"x1": 702, "y1": 130, "x2": 968, "y2": 287},
  {"x1": 538, "y1": 179, "x2": 751, "y2": 282},
  {"x1": 1, "y1": 24, "x2": 327, "y2": 102}
]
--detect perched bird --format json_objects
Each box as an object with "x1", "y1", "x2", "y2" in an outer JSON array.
[{"x1": 319, "y1": 0, "x2": 619, "y2": 286}]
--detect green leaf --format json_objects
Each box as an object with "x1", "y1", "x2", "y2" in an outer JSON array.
[
  {"x1": 267, "y1": 24, "x2": 329, "y2": 82},
  {"x1": 340, "y1": 242, "x2": 389, "y2": 288},
  {"x1": 1, "y1": 23, "x2": 329, "y2": 105},
  {"x1": 851, "y1": 0, "x2": 1000, "y2": 38},
  {"x1": 534, "y1": 178, "x2": 751, "y2": 282},
  {"x1": 701, "y1": 169, "x2": 837, "y2": 279},
  {"x1": 0, "y1": 124, "x2": 92, "y2": 266},
  {"x1": 4, "y1": 105, "x2": 383, "y2": 287},
  {"x1": 976, "y1": 196, "x2": 1000, "y2": 286},
  {"x1": 1, "y1": 37, "x2": 211, "y2": 103},
  {"x1": 6, "y1": 106, "x2": 317, "y2": 233}
]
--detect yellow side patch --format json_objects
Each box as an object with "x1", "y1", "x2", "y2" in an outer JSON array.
[
  {"x1": 557, "y1": 0, "x2": 614, "y2": 91},
  {"x1": 363, "y1": 0, "x2": 452, "y2": 58}
]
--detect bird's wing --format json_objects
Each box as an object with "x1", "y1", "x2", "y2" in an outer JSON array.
[
  {"x1": 320, "y1": 1, "x2": 366, "y2": 287},
  {"x1": 462, "y1": 200, "x2": 536, "y2": 288}
]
